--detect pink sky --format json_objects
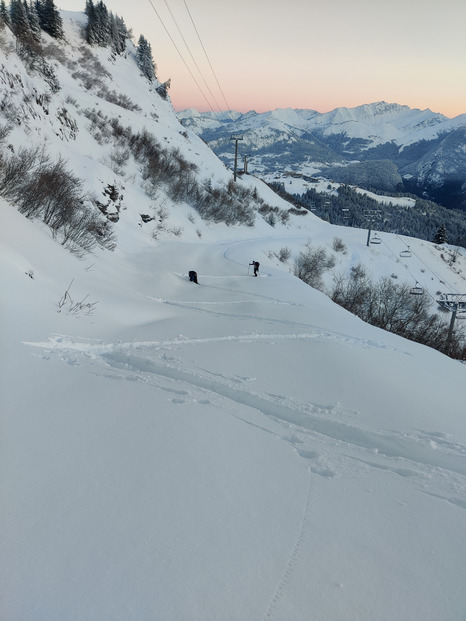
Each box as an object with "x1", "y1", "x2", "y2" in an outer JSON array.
[{"x1": 59, "y1": 0, "x2": 466, "y2": 118}]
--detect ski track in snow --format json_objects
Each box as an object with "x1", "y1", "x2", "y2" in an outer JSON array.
[
  {"x1": 262, "y1": 471, "x2": 313, "y2": 621},
  {"x1": 26, "y1": 334, "x2": 466, "y2": 513}
]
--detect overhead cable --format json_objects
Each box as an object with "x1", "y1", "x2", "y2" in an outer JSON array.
[
  {"x1": 163, "y1": 0, "x2": 224, "y2": 115},
  {"x1": 145, "y1": 0, "x2": 218, "y2": 115},
  {"x1": 183, "y1": 0, "x2": 236, "y2": 120}
]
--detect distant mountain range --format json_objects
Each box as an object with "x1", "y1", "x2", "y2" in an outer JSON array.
[{"x1": 178, "y1": 103, "x2": 466, "y2": 211}]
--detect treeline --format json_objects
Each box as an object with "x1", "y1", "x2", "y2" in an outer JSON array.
[
  {"x1": 84, "y1": 0, "x2": 129, "y2": 55},
  {"x1": 0, "y1": 1, "x2": 159, "y2": 82},
  {"x1": 293, "y1": 241, "x2": 466, "y2": 360},
  {"x1": 1, "y1": 0, "x2": 64, "y2": 44},
  {"x1": 0, "y1": 0, "x2": 131, "y2": 55},
  {"x1": 284, "y1": 184, "x2": 466, "y2": 249}
]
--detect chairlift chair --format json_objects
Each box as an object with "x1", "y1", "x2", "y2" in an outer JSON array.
[
  {"x1": 410, "y1": 282, "x2": 424, "y2": 295},
  {"x1": 400, "y1": 248, "x2": 412, "y2": 258},
  {"x1": 370, "y1": 235, "x2": 381, "y2": 244},
  {"x1": 455, "y1": 301, "x2": 466, "y2": 319}
]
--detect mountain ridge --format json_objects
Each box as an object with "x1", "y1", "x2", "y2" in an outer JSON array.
[{"x1": 178, "y1": 102, "x2": 466, "y2": 210}]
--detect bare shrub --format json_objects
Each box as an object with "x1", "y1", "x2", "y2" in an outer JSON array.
[
  {"x1": 42, "y1": 42, "x2": 67, "y2": 64},
  {"x1": 278, "y1": 246, "x2": 291, "y2": 262},
  {"x1": 331, "y1": 263, "x2": 371, "y2": 315},
  {"x1": 332, "y1": 237, "x2": 347, "y2": 253},
  {"x1": 329, "y1": 266, "x2": 466, "y2": 359},
  {"x1": 97, "y1": 88, "x2": 141, "y2": 111},
  {"x1": 169, "y1": 226, "x2": 183, "y2": 237},
  {"x1": 0, "y1": 147, "x2": 115, "y2": 256},
  {"x1": 57, "y1": 279, "x2": 99, "y2": 316},
  {"x1": 110, "y1": 146, "x2": 130, "y2": 168},
  {"x1": 0, "y1": 146, "x2": 48, "y2": 198},
  {"x1": 294, "y1": 242, "x2": 336, "y2": 290},
  {"x1": 77, "y1": 46, "x2": 111, "y2": 79},
  {"x1": 126, "y1": 128, "x2": 256, "y2": 225},
  {"x1": 72, "y1": 70, "x2": 104, "y2": 91}
]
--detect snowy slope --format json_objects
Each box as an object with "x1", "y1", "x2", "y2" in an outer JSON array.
[
  {"x1": 2, "y1": 194, "x2": 466, "y2": 620},
  {"x1": 1, "y1": 10, "x2": 466, "y2": 621}
]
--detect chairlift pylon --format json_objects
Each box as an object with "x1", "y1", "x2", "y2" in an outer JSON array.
[{"x1": 437, "y1": 294, "x2": 466, "y2": 316}]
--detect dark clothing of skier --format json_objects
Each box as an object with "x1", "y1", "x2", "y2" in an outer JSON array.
[
  {"x1": 250, "y1": 261, "x2": 260, "y2": 276},
  {"x1": 188, "y1": 270, "x2": 198, "y2": 284}
]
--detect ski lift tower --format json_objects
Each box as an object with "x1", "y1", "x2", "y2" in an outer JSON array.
[
  {"x1": 231, "y1": 135, "x2": 243, "y2": 182},
  {"x1": 363, "y1": 210, "x2": 381, "y2": 246},
  {"x1": 437, "y1": 293, "x2": 466, "y2": 354}
]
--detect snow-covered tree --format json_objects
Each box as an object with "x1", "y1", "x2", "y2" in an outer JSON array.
[
  {"x1": 36, "y1": 0, "x2": 63, "y2": 39},
  {"x1": 156, "y1": 79, "x2": 171, "y2": 100},
  {"x1": 433, "y1": 223, "x2": 448, "y2": 244},
  {"x1": 109, "y1": 12, "x2": 129, "y2": 55},
  {"x1": 0, "y1": 0, "x2": 11, "y2": 28},
  {"x1": 10, "y1": 0, "x2": 29, "y2": 37},
  {"x1": 26, "y1": 0, "x2": 41, "y2": 42},
  {"x1": 93, "y1": 0, "x2": 110, "y2": 46},
  {"x1": 84, "y1": 0, "x2": 98, "y2": 45},
  {"x1": 136, "y1": 34, "x2": 156, "y2": 81}
]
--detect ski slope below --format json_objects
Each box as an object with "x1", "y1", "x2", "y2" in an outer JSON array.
[{"x1": 1, "y1": 202, "x2": 466, "y2": 621}]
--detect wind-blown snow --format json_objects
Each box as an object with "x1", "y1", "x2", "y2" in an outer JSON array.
[{"x1": 1, "y1": 10, "x2": 466, "y2": 621}]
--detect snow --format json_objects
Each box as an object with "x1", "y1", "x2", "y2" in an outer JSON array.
[
  {"x1": 179, "y1": 101, "x2": 466, "y2": 150},
  {"x1": 1, "y1": 11, "x2": 466, "y2": 621},
  {"x1": 2, "y1": 196, "x2": 466, "y2": 620}
]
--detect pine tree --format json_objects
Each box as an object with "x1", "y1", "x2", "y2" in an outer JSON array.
[
  {"x1": 94, "y1": 0, "x2": 110, "y2": 46},
  {"x1": 9, "y1": 0, "x2": 34, "y2": 46},
  {"x1": 26, "y1": 0, "x2": 41, "y2": 42},
  {"x1": 433, "y1": 223, "x2": 447, "y2": 244},
  {"x1": 0, "y1": 0, "x2": 11, "y2": 28},
  {"x1": 136, "y1": 34, "x2": 156, "y2": 81},
  {"x1": 109, "y1": 12, "x2": 128, "y2": 55},
  {"x1": 37, "y1": 0, "x2": 63, "y2": 39},
  {"x1": 84, "y1": 0, "x2": 98, "y2": 45},
  {"x1": 156, "y1": 79, "x2": 171, "y2": 100}
]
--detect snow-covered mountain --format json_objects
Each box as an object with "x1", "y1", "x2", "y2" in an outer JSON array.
[
  {"x1": 178, "y1": 103, "x2": 466, "y2": 210},
  {"x1": 2, "y1": 8, "x2": 466, "y2": 621}
]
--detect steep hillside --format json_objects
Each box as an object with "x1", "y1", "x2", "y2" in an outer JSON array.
[{"x1": 0, "y1": 10, "x2": 301, "y2": 257}]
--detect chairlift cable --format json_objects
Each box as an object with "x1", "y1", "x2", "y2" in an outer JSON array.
[
  {"x1": 183, "y1": 0, "x2": 236, "y2": 122},
  {"x1": 162, "y1": 0, "x2": 224, "y2": 115},
  {"x1": 145, "y1": 0, "x2": 219, "y2": 117},
  {"x1": 379, "y1": 237, "x2": 436, "y2": 302},
  {"x1": 396, "y1": 234, "x2": 458, "y2": 294}
]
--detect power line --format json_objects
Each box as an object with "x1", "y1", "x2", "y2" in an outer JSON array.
[
  {"x1": 183, "y1": 0, "x2": 235, "y2": 119},
  {"x1": 145, "y1": 0, "x2": 218, "y2": 115},
  {"x1": 162, "y1": 0, "x2": 224, "y2": 115}
]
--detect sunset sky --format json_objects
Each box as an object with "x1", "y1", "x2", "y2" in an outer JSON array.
[{"x1": 59, "y1": 0, "x2": 466, "y2": 118}]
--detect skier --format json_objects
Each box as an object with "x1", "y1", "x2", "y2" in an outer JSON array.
[
  {"x1": 188, "y1": 270, "x2": 198, "y2": 284},
  {"x1": 249, "y1": 261, "x2": 260, "y2": 277}
]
